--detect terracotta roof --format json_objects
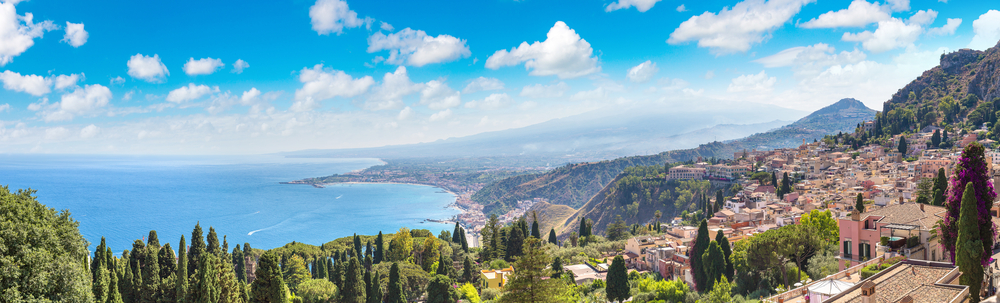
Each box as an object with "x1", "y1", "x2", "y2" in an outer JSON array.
[
  {"x1": 835, "y1": 264, "x2": 959, "y2": 303},
  {"x1": 861, "y1": 203, "x2": 946, "y2": 230}
]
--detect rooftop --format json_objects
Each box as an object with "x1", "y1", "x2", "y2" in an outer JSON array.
[{"x1": 828, "y1": 261, "x2": 965, "y2": 303}]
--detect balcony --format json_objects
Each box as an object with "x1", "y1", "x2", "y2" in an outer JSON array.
[{"x1": 839, "y1": 253, "x2": 871, "y2": 262}]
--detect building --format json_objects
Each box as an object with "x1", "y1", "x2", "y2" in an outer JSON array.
[
  {"x1": 480, "y1": 267, "x2": 513, "y2": 290},
  {"x1": 837, "y1": 203, "x2": 947, "y2": 270},
  {"x1": 667, "y1": 166, "x2": 706, "y2": 181},
  {"x1": 563, "y1": 264, "x2": 604, "y2": 285},
  {"x1": 823, "y1": 260, "x2": 968, "y2": 303},
  {"x1": 706, "y1": 164, "x2": 749, "y2": 180}
]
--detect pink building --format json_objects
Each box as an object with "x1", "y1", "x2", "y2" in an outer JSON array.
[{"x1": 837, "y1": 203, "x2": 948, "y2": 270}]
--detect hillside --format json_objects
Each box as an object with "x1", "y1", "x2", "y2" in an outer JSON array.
[
  {"x1": 473, "y1": 98, "x2": 875, "y2": 216},
  {"x1": 526, "y1": 202, "x2": 578, "y2": 236}
]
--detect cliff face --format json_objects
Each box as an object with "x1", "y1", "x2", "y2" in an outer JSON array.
[{"x1": 882, "y1": 40, "x2": 1000, "y2": 116}]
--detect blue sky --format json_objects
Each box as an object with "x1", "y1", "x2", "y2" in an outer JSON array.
[{"x1": 0, "y1": 0, "x2": 997, "y2": 154}]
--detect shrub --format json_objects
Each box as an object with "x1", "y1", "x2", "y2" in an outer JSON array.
[
  {"x1": 906, "y1": 236, "x2": 920, "y2": 248},
  {"x1": 880, "y1": 236, "x2": 890, "y2": 246},
  {"x1": 480, "y1": 288, "x2": 502, "y2": 301}
]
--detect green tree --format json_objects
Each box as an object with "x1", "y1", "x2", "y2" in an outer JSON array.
[
  {"x1": 916, "y1": 177, "x2": 933, "y2": 204},
  {"x1": 0, "y1": 187, "x2": 92, "y2": 302},
  {"x1": 207, "y1": 226, "x2": 221, "y2": 256},
  {"x1": 932, "y1": 129, "x2": 941, "y2": 147},
  {"x1": 388, "y1": 228, "x2": 413, "y2": 263},
  {"x1": 426, "y1": 274, "x2": 459, "y2": 303},
  {"x1": 374, "y1": 231, "x2": 385, "y2": 264},
  {"x1": 232, "y1": 245, "x2": 245, "y2": 283},
  {"x1": 189, "y1": 222, "x2": 206, "y2": 275},
  {"x1": 714, "y1": 232, "x2": 733, "y2": 281},
  {"x1": 702, "y1": 241, "x2": 726, "y2": 292},
  {"x1": 341, "y1": 258, "x2": 366, "y2": 303},
  {"x1": 176, "y1": 235, "x2": 189, "y2": 303},
  {"x1": 297, "y1": 279, "x2": 337, "y2": 303},
  {"x1": 140, "y1": 241, "x2": 161, "y2": 303},
  {"x1": 606, "y1": 215, "x2": 629, "y2": 241},
  {"x1": 530, "y1": 212, "x2": 541, "y2": 239},
  {"x1": 957, "y1": 183, "x2": 985, "y2": 303},
  {"x1": 284, "y1": 255, "x2": 311, "y2": 293},
  {"x1": 771, "y1": 172, "x2": 778, "y2": 187},
  {"x1": 854, "y1": 193, "x2": 865, "y2": 213},
  {"x1": 498, "y1": 238, "x2": 567, "y2": 303},
  {"x1": 800, "y1": 209, "x2": 839, "y2": 245},
  {"x1": 384, "y1": 263, "x2": 406, "y2": 303},
  {"x1": 354, "y1": 234, "x2": 363, "y2": 260},
  {"x1": 462, "y1": 257, "x2": 474, "y2": 283},
  {"x1": 435, "y1": 253, "x2": 451, "y2": 277},
  {"x1": 422, "y1": 236, "x2": 441, "y2": 272},
  {"x1": 94, "y1": 267, "x2": 110, "y2": 303},
  {"x1": 194, "y1": 252, "x2": 220, "y2": 303},
  {"x1": 367, "y1": 270, "x2": 382, "y2": 303},
  {"x1": 547, "y1": 228, "x2": 557, "y2": 245},
  {"x1": 898, "y1": 136, "x2": 908, "y2": 155},
  {"x1": 504, "y1": 225, "x2": 524, "y2": 262},
  {"x1": 780, "y1": 173, "x2": 791, "y2": 198},
  {"x1": 159, "y1": 243, "x2": 177, "y2": 280},
  {"x1": 108, "y1": 267, "x2": 124, "y2": 303},
  {"x1": 705, "y1": 276, "x2": 732, "y2": 303},
  {"x1": 605, "y1": 255, "x2": 629, "y2": 302},
  {"x1": 942, "y1": 142, "x2": 997, "y2": 265},
  {"x1": 933, "y1": 168, "x2": 948, "y2": 206},
  {"x1": 550, "y1": 256, "x2": 564, "y2": 279},
  {"x1": 251, "y1": 252, "x2": 289, "y2": 303},
  {"x1": 691, "y1": 219, "x2": 710, "y2": 292}
]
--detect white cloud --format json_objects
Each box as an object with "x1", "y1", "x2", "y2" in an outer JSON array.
[
  {"x1": 486, "y1": 21, "x2": 600, "y2": 79},
  {"x1": 365, "y1": 66, "x2": 423, "y2": 111},
  {"x1": 841, "y1": 11, "x2": 935, "y2": 53},
  {"x1": 0, "y1": 103, "x2": 9, "y2": 112},
  {"x1": 465, "y1": 93, "x2": 512, "y2": 110},
  {"x1": 183, "y1": 57, "x2": 224, "y2": 76},
  {"x1": 627, "y1": 60, "x2": 658, "y2": 83},
  {"x1": 727, "y1": 70, "x2": 776, "y2": 93},
  {"x1": 799, "y1": 0, "x2": 889, "y2": 28},
  {"x1": 885, "y1": 0, "x2": 909, "y2": 12},
  {"x1": 367, "y1": 28, "x2": 471, "y2": 67},
  {"x1": 61, "y1": 22, "x2": 87, "y2": 47},
  {"x1": 429, "y1": 109, "x2": 452, "y2": 121},
  {"x1": 420, "y1": 80, "x2": 461, "y2": 110},
  {"x1": 54, "y1": 74, "x2": 81, "y2": 90},
  {"x1": 519, "y1": 82, "x2": 569, "y2": 98},
  {"x1": 241, "y1": 88, "x2": 261, "y2": 104},
  {"x1": 309, "y1": 0, "x2": 371, "y2": 35},
  {"x1": 667, "y1": 0, "x2": 814, "y2": 54},
  {"x1": 677, "y1": 5, "x2": 687, "y2": 12},
  {"x1": 704, "y1": 70, "x2": 715, "y2": 79},
  {"x1": 127, "y1": 53, "x2": 169, "y2": 82},
  {"x1": 969, "y1": 10, "x2": 1000, "y2": 51},
  {"x1": 293, "y1": 64, "x2": 375, "y2": 112},
  {"x1": 571, "y1": 87, "x2": 609, "y2": 101},
  {"x1": 166, "y1": 83, "x2": 216, "y2": 103},
  {"x1": 380, "y1": 21, "x2": 393, "y2": 31},
  {"x1": 110, "y1": 76, "x2": 125, "y2": 85},
  {"x1": 0, "y1": 70, "x2": 49, "y2": 96},
  {"x1": 45, "y1": 127, "x2": 69, "y2": 140},
  {"x1": 0, "y1": 2, "x2": 56, "y2": 66},
  {"x1": 44, "y1": 84, "x2": 112, "y2": 122},
  {"x1": 605, "y1": 0, "x2": 662, "y2": 12},
  {"x1": 232, "y1": 59, "x2": 249, "y2": 74},
  {"x1": 927, "y1": 18, "x2": 962, "y2": 37},
  {"x1": 462, "y1": 77, "x2": 504, "y2": 93},
  {"x1": 80, "y1": 124, "x2": 99, "y2": 139},
  {"x1": 754, "y1": 43, "x2": 865, "y2": 78},
  {"x1": 397, "y1": 106, "x2": 412, "y2": 120}
]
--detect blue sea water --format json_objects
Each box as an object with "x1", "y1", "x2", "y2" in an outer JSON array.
[{"x1": 0, "y1": 154, "x2": 460, "y2": 254}]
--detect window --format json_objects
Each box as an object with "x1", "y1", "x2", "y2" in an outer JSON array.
[{"x1": 844, "y1": 240, "x2": 852, "y2": 257}]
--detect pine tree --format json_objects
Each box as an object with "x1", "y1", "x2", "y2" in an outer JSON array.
[
  {"x1": 715, "y1": 231, "x2": 733, "y2": 281},
  {"x1": 550, "y1": 257, "x2": 564, "y2": 279},
  {"x1": 605, "y1": 256, "x2": 629, "y2": 303},
  {"x1": 498, "y1": 238, "x2": 566, "y2": 303},
  {"x1": 942, "y1": 142, "x2": 997, "y2": 264},
  {"x1": 855, "y1": 193, "x2": 865, "y2": 213},
  {"x1": 385, "y1": 263, "x2": 406, "y2": 303},
  {"x1": 956, "y1": 183, "x2": 985, "y2": 303},
  {"x1": 547, "y1": 228, "x2": 558, "y2": 245},
  {"x1": 702, "y1": 241, "x2": 725, "y2": 292},
  {"x1": 176, "y1": 236, "x2": 189, "y2": 303},
  {"x1": 283, "y1": 255, "x2": 311, "y2": 293},
  {"x1": 341, "y1": 257, "x2": 366, "y2": 303},
  {"x1": 933, "y1": 168, "x2": 948, "y2": 206},
  {"x1": 250, "y1": 252, "x2": 288, "y2": 303},
  {"x1": 462, "y1": 257, "x2": 473, "y2": 282},
  {"x1": 189, "y1": 223, "x2": 205, "y2": 276},
  {"x1": 426, "y1": 274, "x2": 458, "y2": 303},
  {"x1": 159, "y1": 243, "x2": 176, "y2": 280},
  {"x1": 505, "y1": 224, "x2": 525, "y2": 262},
  {"x1": 367, "y1": 269, "x2": 383, "y2": 303},
  {"x1": 374, "y1": 231, "x2": 385, "y2": 264},
  {"x1": 194, "y1": 253, "x2": 220, "y2": 303},
  {"x1": 691, "y1": 219, "x2": 710, "y2": 292},
  {"x1": 206, "y1": 227, "x2": 220, "y2": 256}
]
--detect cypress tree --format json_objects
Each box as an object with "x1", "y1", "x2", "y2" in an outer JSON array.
[
  {"x1": 158, "y1": 243, "x2": 176, "y2": 280},
  {"x1": 459, "y1": 228, "x2": 469, "y2": 252},
  {"x1": 206, "y1": 227, "x2": 220, "y2": 256},
  {"x1": 93, "y1": 237, "x2": 107, "y2": 286},
  {"x1": 716, "y1": 190, "x2": 725, "y2": 211},
  {"x1": 368, "y1": 270, "x2": 383, "y2": 303},
  {"x1": 147, "y1": 230, "x2": 160, "y2": 250},
  {"x1": 550, "y1": 256, "x2": 563, "y2": 279},
  {"x1": 354, "y1": 234, "x2": 363, "y2": 260},
  {"x1": 222, "y1": 236, "x2": 228, "y2": 256},
  {"x1": 956, "y1": 183, "x2": 985, "y2": 303},
  {"x1": 547, "y1": 228, "x2": 558, "y2": 245},
  {"x1": 530, "y1": 212, "x2": 541, "y2": 239},
  {"x1": 770, "y1": 172, "x2": 778, "y2": 187},
  {"x1": 898, "y1": 136, "x2": 908, "y2": 155},
  {"x1": 140, "y1": 245, "x2": 160, "y2": 303},
  {"x1": 855, "y1": 193, "x2": 865, "y2": 213},
  {"x1": 932, "y1": 129, "x2": 941, "y2": 147},
  {"x1": 435, "y1": 253, "x2": 450, "y2": 277},
  {"x1": 232, "y1": 244, "x2": 245, "y2": 283},
  {"x1": 605, "y1": 256, "x2": 629, "y2": 303},
  {"x1": 332, "y1": 257, "x2": 345, "y2": 289},
  {"x1": 121, "y1": 250, "x2": 135, "y2": 303},
  {"x1": 374, "y1": 231, "x2": 385, "y2": 264},
  {"x1": 462, "y1": 257, "x2": 473, "y2": 282},
  {"x1": 426, "y1": 274, "x2": 457, "y2": 303},
  {"x1": 505, "y1": 224, "x2": 525, "y2": 262},
  {"x1": 702, "y1": 241, "x2": 725, "y2": 292},
  {"x1": 189, "y1": 223, "x2": 205, "y2": 276},
  {"x1": 176, "y1": 236, "x2": 188, "y2": 303},
  {"x1": 691, "y1": 219, "x2": 710, "y2": 292},
  {"x1": 942, "y1": 142, "x2": 997, "y2": 264},
  {"x1": 326, "y1": 258, "x2": 335, "y2": 283},
  {"x1": 108, "y1": 268, "x2": 124, "y2": 303},
  {"x1": 94, "y1": 267, "x2": 110, "y2": 303},
  {"x1": 341, "y1": 257, "x2": 366, "y2": 303},
  {"x1": 933, "y1": 168, "x2": 948, "y2": 206},
  {"x1": 250, "y1": 252, "x2": 288, "y2": 303},
  {"x1": 363, "y1": 269, "x2": 372, "y2": 301},
  {"x1": 715, "y1": 231, "x2": 733, "y2": 281},
  {"x1": 385, "y1": 263, "x2": 406, "y2": 303},
  {"x1": 194, "y1": 253, "x2": 219, "y2": 303},
  {"x1": 452, "y1": 222, "x2": 462, "y2": 243}
]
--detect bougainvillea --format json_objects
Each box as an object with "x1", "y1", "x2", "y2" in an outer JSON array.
[{"x1": 940, "y1": 142, "x2": 997, "y2": 265}]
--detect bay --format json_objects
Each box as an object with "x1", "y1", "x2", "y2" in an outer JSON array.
[{"x1": 0, "y1": 154, "x2": 460, "y2": 254}]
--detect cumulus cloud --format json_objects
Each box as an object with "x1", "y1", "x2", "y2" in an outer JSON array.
[
  {"x1": 293, "y1": 64, "x2": 375, "y2": 112},
  {"x1": 0, "y1": 2, "x2": 56, "y2": 66},
  {"x1": 127, "y1": 53, "x2": 169, "y2": 82},
  {"x1": 45, "y1": 127, "x2": 69, "y2": 140},
  {"x1": 727, "y1": 70, "x2": 777, "y2": 93},
  {"x1": 166, "y1": 83, "x2": 217, "y2": 103},
  {"x1": 667, "y1": 0, "x2": 814, "y2": 54},
  {"x1": 754, "y1": 43, "x2": 865, "y2": 78},
  {"x1": 429, "y1": 108, "x2": 452, "y2": 121},
  {"x1": 519, "y1": 82, "x2": 569, "y2": 98},
  {"x1": 380, "y1": 21, "x2": 393, "y2": 31},
  {"x1": 364, "y1": 66, "x2": 423, "y2": 111},
  {"x1": 627, "y1": 60, "x2": 658, "y2": 83},
  {"x1": 799, "y1": 0, "x2": 889, "y2": 28},
  {"x1": 677, "y1": 4, "x2": 687, "y2": 12},
  {"x1": 0, "y1": 71, "x2": 50, "y2": 96},
  {"x1": 110, "y1": 76, "x2": 125, "y2": 85},
  {"x1": 605, "y1": 0, "x2": 662, "y2": 12},
  {"x1": 367, "y1": 28, "x2": 471, "y2": 66},
  {"x1": 44, "y1": 84, "x2": 112, "y2": 122},
  {"x1": 486, "y1": 21, "x2": 600, "y2": 79},
  {"x1": 61, "y1": 22, "x2": 87, "y2": 47},
  {"x1": 969, "y1": 10, "x2": 1000, "y2": 51},
  {"x1": 841, "y1": 10, "x2": 934, "y2": 53},
  {"x1": 465, "y1": 93, "x2": 513, "y2": 110},
  {"x1": 232, "y1": 59, "x2": 249, "y2": 74},
  {"x1": 54, "y1": 74, "x2": 81, "y2": 90},
  {"x1": 0, "y1": 103, "x2": 9, "y2": 112},
  {"x1": 927, "y1": 18, "x2": 962, "y2": 37},
  {"x1": 80, "y1": 124, "x2": 99, "y2": 139},
  {"x1": 397, "y1": 106, "x2": 412, "y2": 120},
  {"x1": 420, "y1": 80, "x2": 461, "y2": 110},
  {"x1": 183, "y1": 57, "x2": 224, "y2": 76},
  {"x1": 462, "y1": 77, "x2": 504, "y2": 93},
  {"x1": 309, "y1": 0, "x2": 371, "y2": 35}
]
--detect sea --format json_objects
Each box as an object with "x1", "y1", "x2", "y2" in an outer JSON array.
[{"x1": 0, "y1": 154, "x2": 460, "y2": 254}]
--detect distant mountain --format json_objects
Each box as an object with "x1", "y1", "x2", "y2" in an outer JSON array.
[{"x1": 472, "y1": 98, "x2": 875, "y2": 215}]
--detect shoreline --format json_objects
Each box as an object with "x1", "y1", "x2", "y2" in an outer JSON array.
[{"x1": 317, "y1": 181, "x2": 475, "y2": 230}]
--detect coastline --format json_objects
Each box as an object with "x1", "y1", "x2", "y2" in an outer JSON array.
[{"x1": 319, "y1": 181, "x2": 471, "y2": 226}]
